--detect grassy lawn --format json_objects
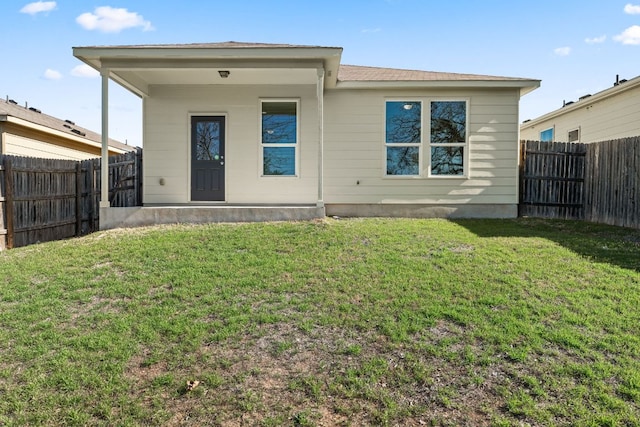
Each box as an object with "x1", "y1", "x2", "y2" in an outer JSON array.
[{"x1": 0, "y1": 218, "x2": 639, "y2": 426}]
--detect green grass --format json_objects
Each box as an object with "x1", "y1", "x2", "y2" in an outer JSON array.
[{"x1": 0, "y1": 218, "x2": 639, "y2": 426}]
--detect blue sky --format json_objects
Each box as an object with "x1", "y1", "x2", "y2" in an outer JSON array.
[{"x1": 2, "y1": 0, "x2": 639, "y2": 147}]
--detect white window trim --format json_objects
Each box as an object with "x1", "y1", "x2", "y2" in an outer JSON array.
[
  {"x1": 568, "y1": 127, "x2": 580, "y2": 143},
  {"x1": 540, "y1": 126, "x2": 554, "y2": 142},
  {"x1": 383, "y1": 99, "x2": 424, "y2": 178},
  {"x1": 427, "y1": 99, "x2": 469, "y2": 179},
  {"x1": 259, "y1": 98, "x2": 300, "y2": 178}
]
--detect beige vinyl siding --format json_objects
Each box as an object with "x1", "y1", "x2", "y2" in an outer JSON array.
[
  {"x1": 521, "y1": 82, "x2": 640, "y2": 143},
  {"x1": 323, "y1": 88, "x2": 521, "y2": 205},
  {"x1": 3, "y1": 133, "x2": 99, "y2": 160},
  {"x1": 143, "y1": 84, "x2": 318, "y2": 205}
]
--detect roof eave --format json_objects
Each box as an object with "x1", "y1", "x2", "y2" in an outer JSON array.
[
  {"x1": 72, "y1": 45, "x2": 343, "y2": 92},
  {"x1": 335, "y1": 79, "x2": 541, "y2": 95}
]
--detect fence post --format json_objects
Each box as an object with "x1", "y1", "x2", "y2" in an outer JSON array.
[
  {"x1": 136, "y1": 147, "x2": 143, "y2": 206},
  {"x1": 76, "y1": 162, "x2": 82, "y2": 236},
  {"x1": 3, "y1": 157, "x2": 15, "y2": 249}
]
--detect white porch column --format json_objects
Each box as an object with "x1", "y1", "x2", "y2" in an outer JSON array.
[
  {"x1": 100, "y1": 69, "x2": 110, "y2": 208},
  {"x1": 316, "y1": 68, "x2": 325, "y2": 207}
]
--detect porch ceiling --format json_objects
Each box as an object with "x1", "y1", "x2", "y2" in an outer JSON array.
[
  {"x1": 73, "y1": 43, "x2": 343, "y2": 97},
  {"x1": 109, "y1": 66, "x2": 322, "y2": 96}
]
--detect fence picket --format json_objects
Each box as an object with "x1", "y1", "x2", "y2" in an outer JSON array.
[
  {"x1": 0, "y1": 149, "x2": 142, "y2": 249},
  {"x1": 520, "y1": 137, "x2": 640, "y2": 229}
]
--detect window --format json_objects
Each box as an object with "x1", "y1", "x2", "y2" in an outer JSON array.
[
  {"x1": 429, "y1": 101, "x2": 466, "y2": 176},
  {"x1": 261, "y1": 100, "x2": 298, "y2": 176},
  {"x1": 540, "y1": 128, "x2": 554, "y2": 142},
  {"x1": 384, "y1": 99, "x2": 468, "y2": 177},
  {"x1": 568, "y1": 128, "x2": 580, "y2": 142},
  {"x1": 385, "y1": 101, "x2": 422, "y2": 175}
]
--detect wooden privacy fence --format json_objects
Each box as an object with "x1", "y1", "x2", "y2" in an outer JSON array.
[
  {"x1": 520, "y1": 138, "x2": 640, "y2": 229},
  {"x1": 519, "y1": 140, "x2": 587, "y2": 220},
  {"x1": 0, "y1": 148, "x2": 142, "y2": 250}
]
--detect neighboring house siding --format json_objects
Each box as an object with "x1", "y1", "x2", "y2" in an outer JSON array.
[
  {"x1": 323, "y1": 88, "x2": 521, "y2": 205},
  {"x1": 4, "y1": 133, "x2": 100, "y2": 160},
  {"x1": 521, "y1": 79, "x2": 640, "y2": 143},
  {"x1": 143, "y1": 84, "x2": 319, "y2": 204}
]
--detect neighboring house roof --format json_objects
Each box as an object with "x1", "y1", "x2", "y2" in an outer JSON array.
[
  {"x1": 0, "y1": 97, "x2": 133, "y2": 153},
  {"x1": 521, "y1": 74, "x2": 640, "y2": 127},
  {"x1": 73, "y1": 41, "x2": 539, "y2": 96}
]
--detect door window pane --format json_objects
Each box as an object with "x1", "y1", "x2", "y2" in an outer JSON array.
[{"x1": 195, "y1": 120, "x2": 220, "y2": 160}]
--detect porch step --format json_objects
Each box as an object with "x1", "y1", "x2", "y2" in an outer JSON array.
[{"x1": 99, "y1": 205, "x2": 325, "y2": 230}]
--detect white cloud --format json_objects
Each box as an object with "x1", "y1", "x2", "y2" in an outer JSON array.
[
  {"x1": 585, "y1": 35, "x2": 607, "y2": 44},
  {"x1": 44, "y1": 69, "x2": 62, "y2": 80},
  {"x1": 624, "y1": 3, "x2": 640, "y2": 14},
  {"x1": 76, "y1": 6, "x2": 154, "y2": 33},
  {"x1": 71, "y1": 64, "x2": 99, "y2": 78},
  {"x1": 614, "y1": 25, "x2": 640, "y2": 45},
  {"x1": 554, "y1": 46, "x2": 571, "y2": 56},
  {"x1": 20, "y1": 1, "x2": 56, "y2": 15}
]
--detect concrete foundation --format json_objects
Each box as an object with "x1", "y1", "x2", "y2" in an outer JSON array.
[
  {"x1": 99, "y1": 205, "x2": 326, "y2": 230},
  {"x1": 325, "y1": 203, "x2": 518, "y2": 219},
  {"x1": 99, "y1": 203, "x2": 517, "y2": 230}
]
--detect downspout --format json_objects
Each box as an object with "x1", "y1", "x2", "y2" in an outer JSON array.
[
  {"x1": 317, "y1": 68, "x2": 325, "y2": 208},
  {"x1": 100, "y1": 69, "x2": 110, "y2": 208}
]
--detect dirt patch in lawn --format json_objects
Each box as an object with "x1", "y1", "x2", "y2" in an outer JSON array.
[{"x1": 121, "y1": 321, "x2": 531, "y2": 426}]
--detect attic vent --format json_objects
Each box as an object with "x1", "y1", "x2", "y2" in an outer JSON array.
[
  {"x1": 8, "y1": 99, "x2": 17, "y2": 104},
  {"x1": 65, "y1": 119, "x2": 75, "y2": 125},
  {"x1": 71, "y1": 128, "x2": 86, "y2": 136},
  {"x1": 578, "y1": 94, "x2": 591, "y2": 101},
  {"x1": 29, "y1": 107, "x2": 42, "y2": 113},
  {"x1": 63, "y1": 124, "x2": 72, "y2": 129}
]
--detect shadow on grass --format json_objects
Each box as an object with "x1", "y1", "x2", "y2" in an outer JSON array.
[{"x1": 453, "y1": 218, "x2": 640, "y2": 273}]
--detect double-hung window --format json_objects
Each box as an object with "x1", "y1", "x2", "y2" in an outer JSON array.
[
  {"x1": 385, "y1": 101, "x2": 422, "y2": 175},
  {"x1": 261, "y1": 100, "x2": 298, "y2": 176},
  {"x1": 429, "y1": 101, "x2": 467, "y2": 176},
  {"x1": 385, "y1": 99, "x2": 468, "y2": 177}
]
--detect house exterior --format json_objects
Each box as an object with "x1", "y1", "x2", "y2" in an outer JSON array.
[
  {"x1": 0, "y1": 97, "x2": 134, "y2": 160},
  {"x1": 72, "y1": 42, "x2": 539, "y2": 228},
  {"x1": 520, "y1": 74, "x2": 640, "y2": 143}
]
